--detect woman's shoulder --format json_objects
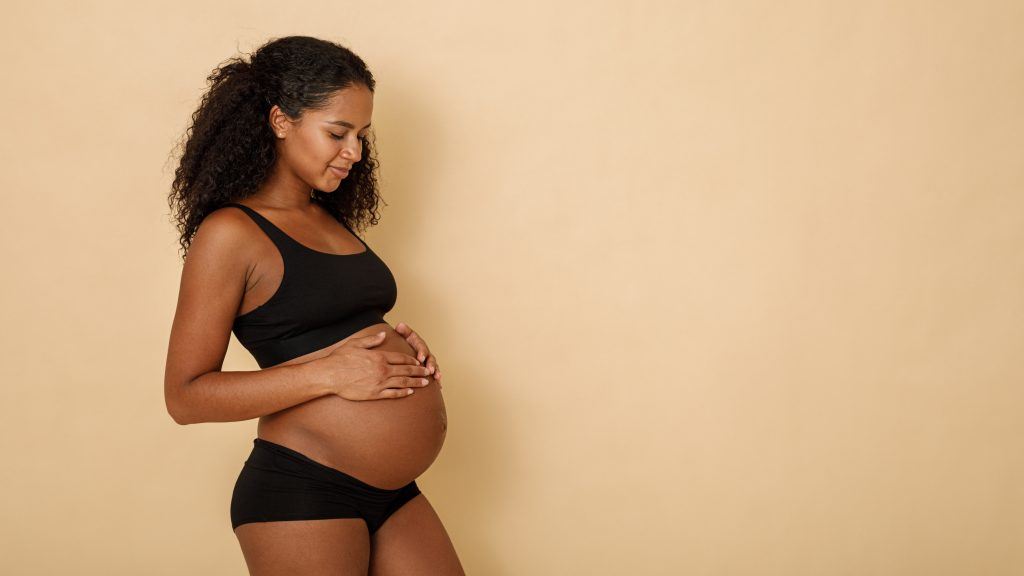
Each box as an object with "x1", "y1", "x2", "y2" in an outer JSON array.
[{"x1": 188, "y1": 204, "x2": 263, "y2": 263}]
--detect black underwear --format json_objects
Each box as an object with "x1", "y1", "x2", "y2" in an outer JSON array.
[{"x1": 230, "y1": 438, "x2": 421, "y2": 534}]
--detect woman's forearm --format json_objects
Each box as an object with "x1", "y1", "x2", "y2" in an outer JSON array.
[{"x1": 166, "y1": 361, "x2": 331, "y2": 425}]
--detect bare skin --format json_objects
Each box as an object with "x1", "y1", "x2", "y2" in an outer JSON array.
[{"x1": 165, "y1": 84, "x2": 464, "y2": 575}]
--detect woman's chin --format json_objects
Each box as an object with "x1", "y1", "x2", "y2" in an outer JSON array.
[{"x1": 320, "y1": 179, "x2": 343, "y2": 192}]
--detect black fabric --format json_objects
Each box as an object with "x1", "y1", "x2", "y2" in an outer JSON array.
[
  {"x1": 223, "y1": 203, "x2": 398, "y2": 368},
  {"x1": 230, "y1": 438, "x2": 421, "y2": 533}
]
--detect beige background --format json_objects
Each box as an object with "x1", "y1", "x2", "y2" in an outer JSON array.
[{"x1": 1, "y1": 1, "x2": 1022, "y2": 574}]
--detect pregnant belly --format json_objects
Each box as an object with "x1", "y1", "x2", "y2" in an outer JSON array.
[{"x1": 256, "y1": 321, "x2": 447, "y2": 489}]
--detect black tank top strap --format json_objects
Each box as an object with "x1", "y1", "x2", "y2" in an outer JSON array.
[
  {"x1": 337, "y1": 217, "x2": 369, "y2": 251},
  {"x1": 223, "y1": 202, "x2": 300, "y2": 257}
]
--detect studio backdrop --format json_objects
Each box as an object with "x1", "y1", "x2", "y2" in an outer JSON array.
[{"x1": 0, "y1": 1, "x2": 1021, "y2": 574}]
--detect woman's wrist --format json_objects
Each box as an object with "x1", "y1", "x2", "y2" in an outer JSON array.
[{"x1": 288, "y1": 358, "x2": 333, "y2": 397}]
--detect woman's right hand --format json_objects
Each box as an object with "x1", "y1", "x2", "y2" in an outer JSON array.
[{"x1": 312, "y1": 331, "x2": 433, "y2": 401}]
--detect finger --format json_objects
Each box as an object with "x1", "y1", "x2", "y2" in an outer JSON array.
[
  {"x1": 382, "y1": 387, "x2": 415, "y2": 399},
  {"x1": 406, "y1": 332, "x2": 428, "y2": 363},
  {"x1": 381, "y1": 350, "x2": 421, "y2": 365},
  {"x1": 397, "y1": 326, "x2": 425, "y2": 357},
  {"x1": 426, "y1": 354, "x2": 438, "y2": 374},
  {"x1": 390, "y1": 323, "x2": 431, "y2": 364},
  {"x1": 391, "y1": 376, "x2": 430, "y2": 388},
  {"x1": 392, "y1": 364, "x2": 432, "y2": 377},
  {"x1": 395, "y1": 319, "x2": 419, "y2": 356},
  {"x1": 351, "y1": 331, "x2": 387, "y2": 347}
]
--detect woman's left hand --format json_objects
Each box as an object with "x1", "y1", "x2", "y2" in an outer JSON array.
[{"x1": 394, "y1": 322, "x2": 442, "y2": 388}]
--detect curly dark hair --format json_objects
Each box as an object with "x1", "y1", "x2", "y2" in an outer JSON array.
[{"x1": 166, "y1": 35, "x2": 385, "y2": 261}]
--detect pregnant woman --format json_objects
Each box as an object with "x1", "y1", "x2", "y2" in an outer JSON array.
[{"x1": 163, "y1": 36, "x2": 464, "y2": 575}]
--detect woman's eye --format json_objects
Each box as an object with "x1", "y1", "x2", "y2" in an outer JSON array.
[{"x1": 329, "y1": 132, "x2": 367, "y2": 141}]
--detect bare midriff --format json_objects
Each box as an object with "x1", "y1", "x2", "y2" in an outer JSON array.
[{"x1": 255, "y1": 321, "x2": 447, "y2": 490}]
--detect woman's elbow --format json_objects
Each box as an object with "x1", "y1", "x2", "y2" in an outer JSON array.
[{"x1": 164, "y1": 384, "x2": 194, "y2": 425}]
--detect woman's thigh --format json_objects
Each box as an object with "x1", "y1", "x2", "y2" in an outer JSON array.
[
  {"x1": 235, "y1": 518, "x2": 370, "y2": 576},
  {"x1": 368, "y1": 493, "x2": 465, "y2": 576}
]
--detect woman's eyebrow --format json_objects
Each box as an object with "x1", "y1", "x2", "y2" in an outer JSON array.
[{"x1": 324, "y1": 120, "x2": 372, "y2": 129}]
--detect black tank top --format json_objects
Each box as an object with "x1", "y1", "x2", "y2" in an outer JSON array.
[{"x1": 223, "y1": 202, "x2": 397, "y2": 368}]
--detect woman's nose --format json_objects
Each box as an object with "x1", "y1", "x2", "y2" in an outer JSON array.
[{"x1": 340, "y1": 147, "x2": 360, "y2": 163}]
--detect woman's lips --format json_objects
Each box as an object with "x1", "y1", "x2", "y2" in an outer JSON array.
[{"x1": 329, "y1": 166, "x2": 350, "y2": 177}]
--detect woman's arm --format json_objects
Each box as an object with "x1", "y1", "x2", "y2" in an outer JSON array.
[
  {"x1": 163, "y1": 207, "x2": 330, "y2": 425},
  {"x1": 167, "y1": 362, "x2": 329, "y2": 425}
]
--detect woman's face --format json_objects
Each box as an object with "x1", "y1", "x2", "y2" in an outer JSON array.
[{"x1": 271, "y1": 83, "x2": 374, "y2": 193}]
